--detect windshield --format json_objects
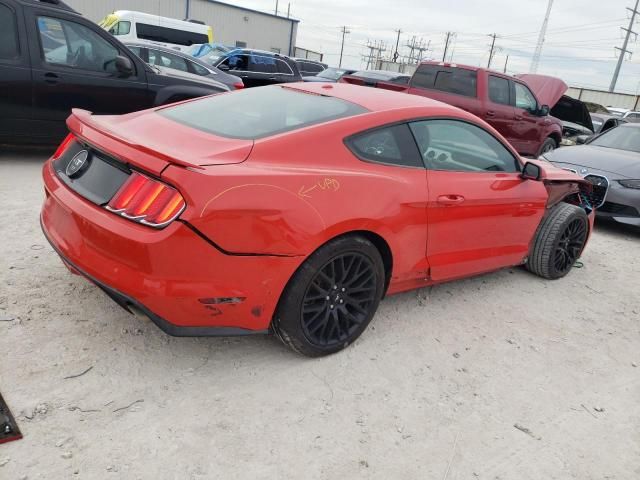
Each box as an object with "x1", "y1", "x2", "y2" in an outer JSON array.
[
  {"x1": 590, "y1": 126, "x2": 640, "y2": 153},
  {"x1": 159, "y1": 86, "x2": 368, "y2": 139},
  {"x1": 317, "y1": 68, "x2": 347, "y2": 80}
]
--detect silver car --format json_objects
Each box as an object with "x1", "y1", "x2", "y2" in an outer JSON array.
[
  {"x1": 542, "y1": 123, "x2": 640, "y2": 227},
  {"x1": 125, "y1": 42, "x2": 244, "y2": 90}
]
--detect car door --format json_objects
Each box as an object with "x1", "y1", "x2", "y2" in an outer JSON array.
[
  {"x1": 217, "y1": 53, "x2": 257, "y2": 86},
  {"x1": 147, "y1": 47, "x2": 189, "y2": 73},
  {"x1": 511, "y1": 81, "x2": 543, "y2": 155},
  {"x1": 346, "y1": 123, "x2": 430, "y2": 291},
  {"x1": 409, "y1": 119, "x2": 547, "y2": 281},
  {"x1": 26, "y1": 10, "x2": 151, "y2": 139},
  {"x1": 0, "y1": 0, "x2": 34, "y2": 141},
  {"x1": 486, "y1": 75, "x2": 517, "y2": 149}
]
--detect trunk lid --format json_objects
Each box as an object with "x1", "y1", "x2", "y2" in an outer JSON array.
[{"x1": 67, "y1": 108, "x2": 253, "y2": 176}]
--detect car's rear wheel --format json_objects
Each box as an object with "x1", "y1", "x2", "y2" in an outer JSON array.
[
  {"x1": 527, "y1": 202, "x2": 588, "y2": 279},
  {"x1": 273, "y1": 236, "x2": 385, "y2": 357}
]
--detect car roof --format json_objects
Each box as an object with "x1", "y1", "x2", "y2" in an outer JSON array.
[
  {"x1": 227, "y1": 48, "x2": 293, "y2": 60},
  {"x1": 125, "y1": 42, "x2": 193, "y2": 56},
  {"x1": 18, "y1": 0, "x2": 77, "y2": 12},
  {"x1": 285, "y1": 82, "x2": 458, "y2": 112}
]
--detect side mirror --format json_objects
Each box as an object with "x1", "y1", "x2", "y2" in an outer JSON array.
[
  {"x1": 538, "y1": 104, "x2": 550, "y2": 116},
  {"x1": 521, "y1": 161, "x2": 541, "y2": 181},
  {"x1": 217, "y1": 64, "x2": 230, "y2": 72},
  {"x1": 575, "y1": 135, "x2": 589, "y2": 145},
  {"x1": 115, "y1": 55, "x2": 134, "y2": 77}
]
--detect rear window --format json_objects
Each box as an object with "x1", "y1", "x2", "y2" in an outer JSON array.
[
  {"x1": 159, "y1": 86, "x2": 368, "y2": 139},
  {"x1": 411, "y1": 64, "x2": 477, "y2": 98}
]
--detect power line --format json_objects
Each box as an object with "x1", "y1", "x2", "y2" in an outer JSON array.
[{"x1": 610, "y1": 0, "x2": 639, "y2": 91}]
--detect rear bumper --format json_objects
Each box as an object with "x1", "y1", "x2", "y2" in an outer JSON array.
[{"x1": 41, "y1": 160, "x2": 302, "y2": 335}]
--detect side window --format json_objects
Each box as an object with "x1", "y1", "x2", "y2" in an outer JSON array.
[
  {"x1": 221, "y1": 54, "x2": 249, "y2": 71},
  {"x1": 433, "y1": 69, "x2": 477, "y2": 97},
  {"x1": 235, "y1": 41, "x2": 247, "y2": 48},
  {"x1": 148, "y1": 49, "x2": 188, "y2": 72},
  {"x1": 37, "y1": 17, "x2": 119, "y2": 73},
  {"x1": 411, "y1": 64, "x2": 437, "y2": 89},
  {"x1": 409, "y1": 120, "x2": 519, "y2": 173},
  {"x1": 514, "y1": 83, "x2": 537, "y2": 111},
  {"x1": 0, "y1": 3, "x2": 19, "y2": 59},
  {"x1": 347, "y1": 124, "x2": 423, "y2": 168},
  {"x1": 276, "y1": 59, "x2": 293, "y2": 75},
  {"x1": 488, "y1": 75, "x2": 510, "y2": 105},
  {"x1": 109, "y1": 21, "x2": 131, "y2": 36},
  {"x1": 190, "y1": 62, "x2": 210, "y2": 76},
  {"x1": 127, "y1": 45, "x2": 142, "y2": 57},
  {"x1": 249, "y1": 55, "x2": 277, "y2": 74}
]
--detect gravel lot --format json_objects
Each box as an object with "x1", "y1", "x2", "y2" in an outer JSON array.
[{"x1": 1, "y1": 149, "x2": 639, "y2": 479}]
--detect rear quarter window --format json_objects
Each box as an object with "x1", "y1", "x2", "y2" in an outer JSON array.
[
  {"x1": 411, "y1": 65, "x2": 477, "y2": 98},
  {"x1": 159, "y1": 86, "x2": 368, "y2": 139}
]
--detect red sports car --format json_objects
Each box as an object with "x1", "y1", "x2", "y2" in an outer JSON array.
[{"x1": 41, "y1": 83, "x2": 606, "y2": 356}]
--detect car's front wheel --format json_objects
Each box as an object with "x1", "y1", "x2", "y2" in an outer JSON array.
[
  {"x1": 527, "y1": 202, "x2": 589, "y2": 279},
  {"x1": 537, "y1": 137, "x2": 557, "y2": 156},
  {"x1": 273, "y1": 235, "x2": 385, "y2": 357}
]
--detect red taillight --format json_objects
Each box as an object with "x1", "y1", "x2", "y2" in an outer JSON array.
[
  {"x1": 106, "y1": 172, "x2": 186, "y2": 228},
  {"x1": 52, "y1": 133, "x2": 76, "y2": 160},
  {"x1": 233, "y1": 82, "x2": 245, "y2": 89}
]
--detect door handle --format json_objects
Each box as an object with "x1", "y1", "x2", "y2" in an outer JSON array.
[
  {"x1": 486, "y1": 110, "x2": 496, "y2": 117},
  {"x1": 44, "y1": 72, "x2": 59, "y2": 84},
  {"x1": 436, "y1": 194, "x2": 465, "y2": 205}
]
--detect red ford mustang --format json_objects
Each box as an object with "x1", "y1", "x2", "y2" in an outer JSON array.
[{"x1": 41, "y1": 83, "x2": 606, "y2": 356}]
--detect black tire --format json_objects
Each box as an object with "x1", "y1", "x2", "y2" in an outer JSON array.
[
  {"x1": 272, "y1": 235, "x2": 385, "y2": 357},
  {"x1": 527, "y1": 202, "x2": 589, "y2": 279},
  {"x1": 537, "y1": 137, "x2": 557, "y2": 157}
]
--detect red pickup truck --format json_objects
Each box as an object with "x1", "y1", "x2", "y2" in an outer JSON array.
[{"x1": 341, "y1": 62, "x2": 565, "y2": 158}]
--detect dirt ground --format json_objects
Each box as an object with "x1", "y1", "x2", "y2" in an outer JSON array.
[{"x1": 1, "y1": 149, "x2": 639, "y2": 480}]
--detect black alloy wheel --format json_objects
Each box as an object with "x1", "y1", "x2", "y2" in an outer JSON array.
[
  {"x1": 553, "y1": 218, "x2": 587, "y2": 274},
  {"x1": 273, "y1": 235, "x2": 385, "y2": 357},
  {"x1": 301, "y1": 253, "x2": 377, "y2": 347}
]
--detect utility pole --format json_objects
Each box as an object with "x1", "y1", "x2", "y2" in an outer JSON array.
[
  {"x1": 610, "y1": 0, "x2": 639, "y2": 92},
  {"x1": 503, "y1": 54, "x2": 509, "y2": 73},
  {"x1": 487, "y1": 33, "x2": 497, "y2": 68},
  {"x1": 442, "y1": 32, "x2": 452, "y2": 62},
  {"x1": 393, "y1": 29, "x2": 401, "y2": 62},
  {"x1": 275, "y1": 0, "x2": 278, "y2": 16},
  {"x1": 530, "y1": 0, "x2": 554, "y2": 73},
  {"x1": 339, "y1": 26, "x2": 350, "y2": 68}
]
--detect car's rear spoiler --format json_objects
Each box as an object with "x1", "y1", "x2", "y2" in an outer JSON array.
[{"x1": 67, "y1": 109, "x2": 205, "y2": 173}]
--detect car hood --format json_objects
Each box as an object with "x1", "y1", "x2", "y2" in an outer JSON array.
[
  {"x1": 517, "y1": 74, "x2": 568, "y2": 108},
  {"x1": 153, "y1": 65, "x2": 229, "y2": 91},
  {"x1": 543, "y1": 144, "x2": 640, "y2": 179},
  {"x1": 552, "y1": 95, "x2": 594, "y2": 132}
]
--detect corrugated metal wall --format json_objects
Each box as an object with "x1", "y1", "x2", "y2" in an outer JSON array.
[
  {"x1": 64, "y1": 0, "x2": 298, "y2": 54},
  {"x1": 567, "y1": 87, "x2": 640, "y2": 110}
]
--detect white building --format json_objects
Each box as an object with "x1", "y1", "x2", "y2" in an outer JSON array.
[{"x1": 64, "y1": 0, "x2": 299, "y2": 55}]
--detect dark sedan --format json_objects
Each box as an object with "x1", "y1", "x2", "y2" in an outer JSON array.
[
  {"x1": 125, "y1": 43, "x2": 244, "y2": 90},
  {"x1": 542, "y1": 123, "x2": 640, "y2": 227}
]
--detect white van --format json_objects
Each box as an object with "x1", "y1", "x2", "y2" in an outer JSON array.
[{"x1": 99, "y1": 11, "x2": 213, "y2": 52}]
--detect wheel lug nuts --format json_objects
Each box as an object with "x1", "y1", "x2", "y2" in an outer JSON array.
[
  {"x1": 339, "y1": 299, "x2": 344, "y2": 304},
  {"x1": 333, "y1": 285, "x2": 337, "y2": 290},
  {"x1": 325, "y1": 296, "x2": 330, "y2": 300},
  {"x1": 330, "y1": 305, "x2": 334, "y2": 309},
  {"x1": 341, "y1": 288, "x2": 346, "y2": 292}
]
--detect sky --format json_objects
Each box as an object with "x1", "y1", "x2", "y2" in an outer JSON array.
[{"x1": 234, "y1": 0, "x2": 640, "y2": 94}]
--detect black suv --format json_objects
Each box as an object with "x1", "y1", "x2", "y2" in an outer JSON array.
[
  {"x1": 214, "y1": 49, "x2": 302, "y2": 88},
  {"x1": 0, "y1": 0, "x2": 229, "y2": 144}
]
